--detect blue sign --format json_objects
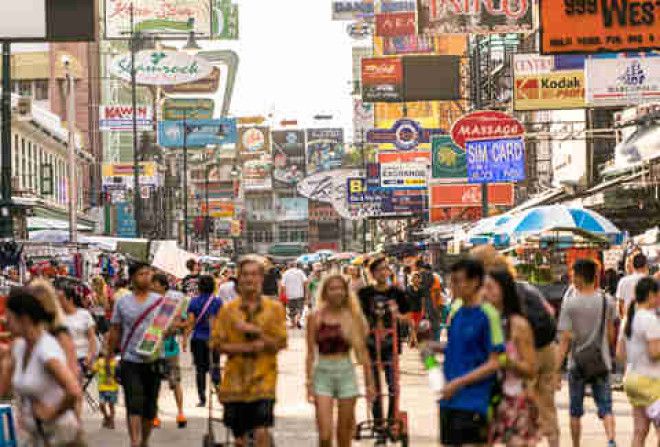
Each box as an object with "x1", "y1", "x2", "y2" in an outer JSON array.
[
  {"x1": 366, "y1": 119, "x2": 445, "y2": 151},
  {"x1": 466, "y1": 137, "x2": 526, "y2": 184},
  {"x1": 157, "y1": 118, "x2": 237, "y2": 149},
  {"x1": 115, "y1": 202, "x2": 137, "y2": 238}
]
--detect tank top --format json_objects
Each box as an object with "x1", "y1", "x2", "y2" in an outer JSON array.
[{"x1": 317, "y1": 321, "x2": 350, "y2": 355}]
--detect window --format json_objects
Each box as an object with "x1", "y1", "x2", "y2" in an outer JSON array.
[
  {"x1": 20, "y1": 138, "x2": 25, "y2": 189},
  {"x1": 18, "y1": 81, "x2": 31, "y2": 97},
  {"x1": 34, "y1": 80, "x2": 48, "y2": 100}
]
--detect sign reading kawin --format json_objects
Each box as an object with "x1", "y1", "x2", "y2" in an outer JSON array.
[{"x1": 99, "y1": 105, "x2": 153, "y2": 132}]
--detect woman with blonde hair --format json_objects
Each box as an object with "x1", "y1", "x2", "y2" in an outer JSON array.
[{"x1": 306, "y1": 273, "x2": 375, "y2": 447}]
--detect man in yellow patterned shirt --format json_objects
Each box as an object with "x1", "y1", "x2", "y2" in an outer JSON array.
[{"x1": 211, "y1": 255, "x2": 287, "y2": 447}]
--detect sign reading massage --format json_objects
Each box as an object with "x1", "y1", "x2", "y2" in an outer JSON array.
[{"x1": 110, "y1": 50, "x2": 213, "y2": 86}]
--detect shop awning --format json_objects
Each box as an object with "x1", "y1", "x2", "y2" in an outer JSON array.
[{"x1": 27, "y1": 217, "x2": 93, "y2": 232}]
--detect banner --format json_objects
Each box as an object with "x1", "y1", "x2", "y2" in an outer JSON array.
[
  {"x1": 513, "y1": 54, "x2": 586, "y2": 111},
  {"x1": 418, "y1": 0, "x2": 533, "y2": 35},
  {"x1": 211, "y1": 0, "x2": 238, "y2": 39},
  {"x1": 99, "y1": 105, "x2": 153, "y2": 131},
  {"x1": 539, "y1": 0, "x2": 660, "y2": 54},
  {"x1": 202, "y1": 200, "x2": 235, "y2": 218},
  {"x1": 361, "y1": 57, "x2": 404, "y2": 102},
  {"x1": 375, "y1": 12, "x2": 416, "y2": 36},
  {"x1": 466, "y1": 137, "x2": 526, "y2": 183},
  {"x1": 431, "y1": 135, "x2": 467, "y2": 182},
  {"x1": 110, "y1": 50, "x2": 212, "y2": 86},
  {"x1": 430, "y1": 183, "x2": 514, "y2": 207},
  {"x1": 105, "y1": 0, "x2": 213, "y2": 39},
  {"x1": 157, "y1": 118, "x2": 237, "y2": 148},
  {"x1": 332, "y1": 1, "x2": 374, "y2": 20},
  {"x1": 115, "y1": 202, "x2": 137, "y2": 238},
  {"x1": 585, "y1": 54, "x2": 660, "y2": 106},
  {"x1": 306, "y1": 128, "x2": 345, "y2": 174},
  {"x1": 278, "y1": 198, "x2": 309, "y2": 221},
  {"x1": 242, "y1": 158, "x2": 272, "y2": 191},
  {"x1": 379, "y1": 34, "x2": 465, "y2": 56},
  {"x1": 102, "y1": 162, "x2": 159, "y2": 187},
  {"x1": 162, "y1": 98, "x2": 214, "y2": 120},
  {"x1": 272, "y1": 130, "x2": 306, "y2": 188},
  {"x1": 238, "y1": 127, "x2": 271, "y2": 158}
]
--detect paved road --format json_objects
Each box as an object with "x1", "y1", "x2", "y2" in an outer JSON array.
[{"x1": 83, "y1": 330, "x2": 656, "y2": 446}]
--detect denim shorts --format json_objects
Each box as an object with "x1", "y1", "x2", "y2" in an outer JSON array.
[
  {"x1": 568, "y1": 368, "x2": 613, "y2": 418},
  {"x1": 99, "y1": 390, "x2": 118, "y2": 405},
  {"x1": 313, "y1": 357, "x2": 359, "y2": 399}
]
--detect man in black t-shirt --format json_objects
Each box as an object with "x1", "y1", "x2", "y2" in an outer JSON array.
[
  {"x1": 182, "y1": 258, "x2": 201, "y2": 297},
  {"x1": 358, "y1": 257, "x2": 409, "y2": 430}
]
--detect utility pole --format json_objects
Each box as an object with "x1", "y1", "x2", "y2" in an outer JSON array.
[
  {"x1": 130, "y1": 4, "x2": 142, "y2": 237},
  {"x1": 359, "y1": 130, "x2": 367, "y2": 253},
  {"x1": 64, "y1": 61, "x2": 78, "y2": 243},
  {"x1": 205, "y1": 162, "x2": 211, "y2": 255},
  {"x1": 473, "y1": 36, "x2": 489, "y2": 219},
  {"x1": 0, "y1": 42, "x2": 12, "y2": 240},
  {"x1": 182, "y1": 111, "x2": 189, "y2": 251}
]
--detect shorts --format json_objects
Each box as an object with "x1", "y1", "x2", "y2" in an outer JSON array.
[
  {"x1": 286, "y1": 298, "x2": 304, "y2": 318},
  {"x1": 223, "y1": 399, "x2": 275, "y2": 438},
  {"x1": 440, "y1": 408, "x2": 488, "y2": 445},
  {"x1": 313, "y1": 357, "x2": 359, "y2": 399},
  {"x1": 410, "y1": 311, "x2": 423, "y2": 326},
  {"x1": 568, "y1": 368, "x2": 613, "y2": 418},
  {"x1": 99, "y1": 390, "x2": 118, "y2": 405},
  {"x1": 119, "y1": 361, "x2": 161, "y2": 419},
  {"x1": 165, "y1": 356, "x2": 181, "y2": 389}
]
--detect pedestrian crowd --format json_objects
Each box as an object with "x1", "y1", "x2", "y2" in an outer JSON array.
[{"x1": 0, "y1": 248, "x2": 657, "y2": 447}]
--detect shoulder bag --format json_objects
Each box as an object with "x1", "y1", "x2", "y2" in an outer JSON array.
[{"x1": 573, "y1": 293, "x2": 609, "y2": 379}]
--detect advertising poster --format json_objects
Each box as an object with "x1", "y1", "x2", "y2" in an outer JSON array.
[
  {"x1": 306, "y1": 128, "x2": 345, "y2": 174},
  {"x1": 353, "y1": 98, "x2": 375, "y2": 137},
  {"x1": 585, "y1": 54, "x2": 660, "y2": 106},
  {"x1": 102, "y1": 162, "x2": 160, "y2": 187},
  {"x1": 105, "y1": 0, "x2": 213, "y2": 39},
  {"x1": 539, "y1": 0, "x2": 660, "y2": 54},
  {"x1": 375, "y1": 12, "x2": 416, "y2": 36},
  {"x1": 242, "y1": 158, "x2": 272, "y2": 191},
  {"x1": 430, "y1": 183, "x2": 514, "y2": 207},
  {"x1": 418, "y1": 0, "x2": 533, "y2": 35},
  {"x1": 513, "y1": 54, "x2": 586, "y2": 111},
  {"x1": 238, "y1": 127, "x2": 271, "y2": 158},
  {"x1": 466, "y1": 137, "x2": 526, "y2": 183},
  {"x1": 431, "y1": 135, "x2": 467, "y2": 182},
  {"x1": 157, "y1": 118, "x2": 237, "y2": 148},
  {"x1": 278, "y1": 198, "x2": 309, "y2": 221},
  {"x1": 162, "y1": 98, "x2": 214, "y2": 120},
  {"x1": 115, "y1": 202, "x2": 137, "y2": 238},
  {"x1": 272, "y1": 130, "x2": 306, "y2": 188},
  {"x1": 201, "y1": 200, "x2": 235, "y2": 218},
  {"x1": 110, "y1": 50, "x2": 212, "y2": 86},
  {"x1": 361, "y1": 57, "x2": 404, "y2": 102},
  {"x1": 99, "y1": 105, "x2": 153, "y2": 131}
]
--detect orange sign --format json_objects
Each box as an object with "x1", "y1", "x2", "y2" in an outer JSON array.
[
  {"x1": 201, "y1": 201, "x2": 235, "y2": 218},
  {"x1": 540, "y1": 0, "x2": 660, "y2": 54},
  {"x1": 430, "y1": 183, "x2": 514, "y2": 207}
]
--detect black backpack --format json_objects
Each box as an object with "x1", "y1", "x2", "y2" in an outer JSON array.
[{"x1": 516, "y1": 281, "x2": 557, "y2": 349}]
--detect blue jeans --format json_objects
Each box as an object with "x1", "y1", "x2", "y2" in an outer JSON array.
[{"x1": 568, "y1": 368, "x2": 613, "y2": 418}]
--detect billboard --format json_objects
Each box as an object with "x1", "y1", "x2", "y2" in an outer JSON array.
[
  {"x1": 375, "y1": 12, "x2": 417, "y2": 37},
  {"x1": 306, "y1": 128, "x2": 345, "y2": 174},
  {"x1": 430, "y1": 183, "x2": 514, "y2": 207},
  {"x1": 431, "y1": 135, "x2": 467, "y2": 182},
  {"x1": 162, "y1": 67, "x2": 221, "y2": 94},
  {"x1": 278, "y1": 198, "x2": 309, "y2": 221},
  {"x1": 513, "y1": 54, "x2": 586, "y2": 111},
  {"x1": 346, "y1": 177, "x2": 426, "y2": 218},
  {"x1": 539, "y1": 0, "x2": 660, "y2": 54},
  {"x1": 417, "y1": 0, "x2": 533, "y2": 35},
  {"x1": 361, "y1": 57, "x2": 404, "y2": 102},
  {"x1": 102, "y1": 162, "x2": 159, "y2": 187},
  {"x1": 99, "y1": 105, "x2": 153, "y2": 132},
  {"x1": 110, "y1": 50, "x2": 213, "y2": 86},
  {"x1": 157, "y1": 118, "x2": 238, "y2": 148},
  {"x1": 105, "y1": 0, "x2": 213, "y2": 39},
  {"x1": 211, "y1": 0, "x2": 239, "y2": 39},
  {"x1": 332, "y1": 1, "x2": 375, "y2": 20},
  {"x1": 162, "y1": 98, "x2": 214, "y2": 121},
  {"x1": 115, "y1": 202, "x2": 137, "y2": 238},
  {"x1": 379, "y1": 34, "x2": 466, "y2": 55},
  {"x1": 466, "y1": 137, "x2": 526, "y2": 183},
  {"x1": 238, "y1": 127, "x2": 271, "y2": 158},
  {"x1": 272, "y1": 130, "x2": 306, "y2": 188},
  {"x1": 402, "y1": 55, "x2": 461, "y2": 101},
  {"x1": 585, "y1": 54, "x2": 660, "y2": 107},
  {"x1": 367, "y1": 118, "x2": 445, "y2": 151},
  {"x1": 0, "y1": 0, "x2": 96, "y2": 41},
  {"x1": 202, "y1": 200, "x2": 235, "y2": 218},
  {"x1": 242, "y1": 158, "x2": 272, "y2": 191},
  {"x1": 374, "y1": 162, "x2": 428, "y2": 189}
]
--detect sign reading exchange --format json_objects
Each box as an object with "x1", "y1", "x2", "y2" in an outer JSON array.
[{"x1": 111, "y1": 50, "x2": 213, "y2": 85}]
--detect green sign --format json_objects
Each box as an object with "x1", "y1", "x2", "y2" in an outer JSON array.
[
  {"x1": 212, "y1": 0, "x2": 239, "y2": 40},
  {"x1": 162, "y1": 98, "x2": 215, "y2": 121},
  {"x1": 431, "y1": 135, "x2": 467, "y2": 180}
]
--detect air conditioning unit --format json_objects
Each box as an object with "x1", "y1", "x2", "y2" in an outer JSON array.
[{"x1": 14, "y1": 97, "x2": 32, "y2": 121}]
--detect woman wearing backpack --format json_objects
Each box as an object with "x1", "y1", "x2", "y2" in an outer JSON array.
[{"x1": 616, "y1": 277, "x2": 660, "y2": 447}]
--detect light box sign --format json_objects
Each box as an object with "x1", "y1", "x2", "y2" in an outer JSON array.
[
  {"x1": 157, "y1": 118, "x2": 237, "y2": 148},
  {"x1": 279, "y1": 198, "x2": 309, "y2": 221},
  {"x1": 466, "y1": 137, "x2": 526, "y2": 183},
  {"x1": 585, "y1": 54, "x2": 660, "y2": 107},
  {"x1": 162, "y1": 98, "x2": 214, "y2": 120},
  {"x1": 99, "y1": 105, "x2": 154, "y2": 132},
  {"x1": 367, "y1": 119, "x2": 445, "y2": 150},
  {"x1": 418, "y1": 0, "x2": 533, "y2": 34},
  {"x1": 110, "y1": 50, "x2": 213, "y2": 86},
  {"x1": 379, "y1": 162, "x2": 428, "y2": 190}
]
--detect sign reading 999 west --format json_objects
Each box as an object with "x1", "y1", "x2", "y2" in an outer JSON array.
[{"x1": 540, "y1": 0, "x2": 660, "y2": 54}]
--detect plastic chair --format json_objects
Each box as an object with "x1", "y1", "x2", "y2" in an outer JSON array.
[{"x1": 0, "y1": 404, "x2": 17, "y2": 447}]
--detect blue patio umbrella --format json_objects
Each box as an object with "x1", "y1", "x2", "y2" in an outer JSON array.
[{"x1": 297, "y1": 253, "x2": 321, "y2": 265}]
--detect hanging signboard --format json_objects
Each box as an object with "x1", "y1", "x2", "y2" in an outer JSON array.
[
  {"x1": 278, "y1": 198, "x2": 309, "y2": 221},
  {"x1": 375, "y1": 12, "x2": 416, "y2": 37},
  {"x1": 238, "y1": 127, "x2": 271, "y2": 158},
  {"x1": 379, "y1": 1, "x2": 416, "y2": 12},
  {"x1": 346, "y1": 177, "x2": 425, "y2": 218},
  {"x1": 162, "y1": 98, "x2": 214, "y2": 121},
  {"x1": 402, "y1": 55, "x2": 462, "y2": 101},
  {"x1": 104, "y1": 0, "x2": 213, "y2": 39},
  {"x1": 539, "y1": 0, "x2": 660, "y2": 54},
  {"x1": 306, "y1": 128, "x2": 345, "y2": 174},
  {"x1": 585, "y1": 54, "x2": 660, "y2": 107},
  {"x1": 272, "y1": 130, "x2": 306, "y2": 188},
  {"x1": 417, "y1": 0, "x2": 533, "y2": 35},
  {"x1": 430, "y1": 183, "x2": 514, "y2": 207},
  {"x1": 367, "y1": 118, "x2": 445, "y2": 150},
  {"x1": 466, "y1": 137, "x2": 526, "y2": 183},
  {"x1": 361, "y1": 57, "x2": 404, "y2": 102},
  {"x1": 99, "y1": 105, "x2": 154, "y2": 132},
  {"x1": 332, "y1": 1, "x2": 375, "y2": 20},
  {"x1": 162, "y1": 67, "x2": 221, "y2": 94},
  {"x1": 157, "y1": 118, "x2": 237, "y2": 148},
  {"x1": 513, "y1": 54, "x2": 586, "y2": 111},
  {"x1": 431, "y1": 135, "x2": 467, "y2": 182},
  {"x1": 378, "y1": 162, "x2": 428, "y2": 189},
  {"x1": 242, "y1": 158, "x2": 272, "y2": 191},
  {"x1": 450, "y1": 111, "x2": 525, "y2": 149},
  {"x1": 110, "y1": 50, "x2": 213, "y2": 86},
  {"x1": 203, "y1": 200, "x2": 235, "y2": 218},
  {"x1": 211, "y1": 0, "x2": 239, "y2": 39},
  {"x1": 102, "y1": 162, "x2": 160, "y2": 187},
  {"x1": 115, "y1": 202, "x2": 137, "y2": 238}
]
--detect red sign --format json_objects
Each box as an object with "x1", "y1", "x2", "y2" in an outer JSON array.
[
  {"x1": 361, "y1": 57, "x2": 404, "y2": 102},
  {"x1": 377, "y1": 150, "x2": 431, "y2": 163},
  {"x1": 430, "y1": 183, "x2": 514, "y2": 207},
  {"x1": 431, "y1": 207, "x2": 482, "y2": 223},
  {"x1": 375, "y1": 12, "x2": 416, "y2": 37},
  {"x1": 450, "y1": 111, "x2": 525, "y2": 148}
]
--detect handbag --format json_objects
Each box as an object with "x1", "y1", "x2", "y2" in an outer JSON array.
[{"x1": 572, "y1": 293, "x2": 609, "y2": 380}]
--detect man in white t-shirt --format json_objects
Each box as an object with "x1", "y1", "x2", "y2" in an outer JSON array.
[
  {"x1": 280, "y1": 262, "x2": 307, "y2": 328},
  {"x1": 616, "y1": 253, "x2": 648, "y2": 316}
]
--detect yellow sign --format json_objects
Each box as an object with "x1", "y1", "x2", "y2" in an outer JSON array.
[
  {"x1": 102, "y1": 162, "x2": 157, "y2": 178},
  {"x1": 514, "y1": 71, "x2": 585, "y2": 111},
  {"x1": 348, "y1": 178, "x2": 364, "y2": 194}
]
